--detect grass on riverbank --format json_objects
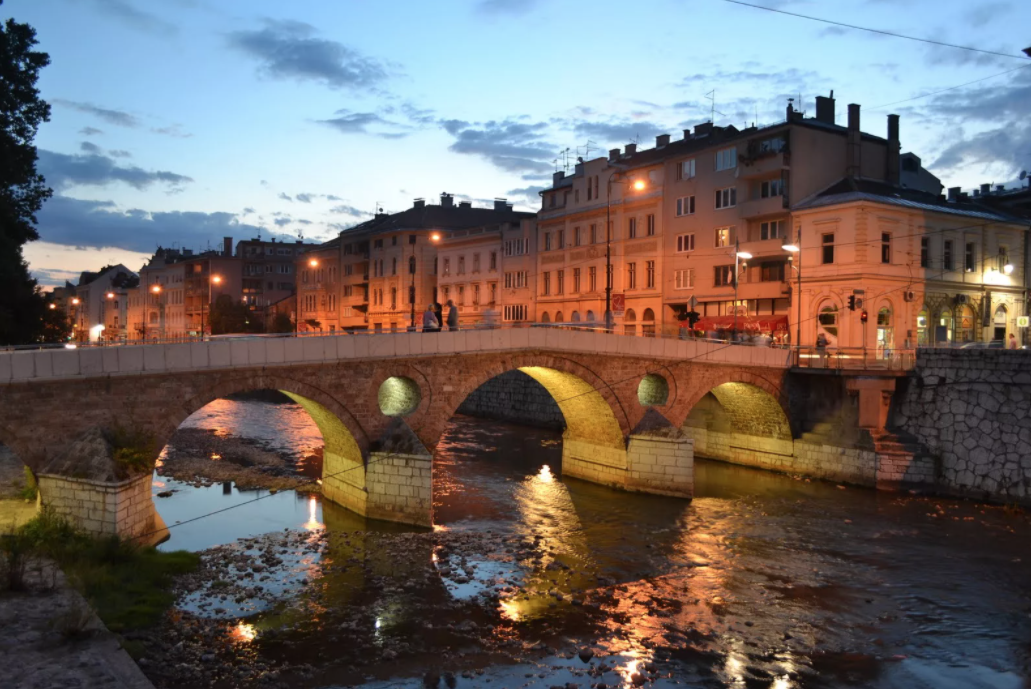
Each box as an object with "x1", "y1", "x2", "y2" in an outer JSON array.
[{"x1": 1, "y1": 509, "x2": 198, "y2": 632}]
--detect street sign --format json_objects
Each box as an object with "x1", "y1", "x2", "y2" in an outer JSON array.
[
  {"x1": 612, "y1": 293, "x2": 625, "y2": 316},
  {"x1": 688, "y1": 295, "x2": 698, "y2": 310},
  {"x1": 1019, "y1": 316, "x2": 1029, "y2": 328}
]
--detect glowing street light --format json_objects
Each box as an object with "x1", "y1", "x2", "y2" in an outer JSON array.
[
  {"x1": 783, "y1": 243, "x2": 801, "y2": 348},
  {"x1": 605, "y1": 169, "x2": 647, "y2": 332},
  {"x1": 106, "y1": 292, "x2": 115, "y2": 299},
  {"x1": 1004, "y1": 263, "x2": 1015, "y2": 275},
  {"x1": 211, "y1": 275, "x2": 222, "y2": 284},
  {"x1": 732, "y1": 244, "x2": 752, "y2": 339},
  {"x1": 308, "y1": 258, "x2": 319, "y2": 268},
  {"x1": 71, "y1": 297, "x2": 80, "y2": 305},
  {"x1": 48, "y1": 303, "x2": 56, "y2": 310},
  {"x1": 631, "y1": 179, "x2": 646, "y2": 191},
  {"x1": 430, "y1": 231, "x2": 442, "y2": 242},
  {"x1": 151, "y1": 284, "x2": 162, "y2": 293}
]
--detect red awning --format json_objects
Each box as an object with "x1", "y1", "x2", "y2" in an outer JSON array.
[{"x1": 681, "y1": 315, "x2": 789, "y2": 332}]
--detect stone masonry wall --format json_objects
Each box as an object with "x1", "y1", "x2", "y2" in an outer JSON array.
[
  {"x1": 365, "y1": 452, "x2": 432, "y2": 527},
  {"x1": 561, "y1": 436, "x2": 628, "y2": 490},
  {"x1": 38, "y1": 473, "x2": 165, "y2": 543},
  {"x1": 626, "y1": 435, "x2": 694, "y2": 497},
  {"x1": 894, "y1": 349, "x2": 1031, "y2": 504},
  {"x1": 456, "y1": 369, "x2": 565, "y2": 430}
]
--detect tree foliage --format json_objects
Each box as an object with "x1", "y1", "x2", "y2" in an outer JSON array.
[
  {"x1": 208, "y1": 294, "x2": 263, "y2": 335},
  {"x1": 269, "y1": 312, "x2": 294, "y2": 333},
  {"x1": 0, "y1": 2, "x2": 57, "y2": 344}
]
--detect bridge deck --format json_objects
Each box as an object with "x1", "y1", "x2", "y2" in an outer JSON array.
[{"x1": 0, "y1": 329, "x2": 791, "y2": 384}]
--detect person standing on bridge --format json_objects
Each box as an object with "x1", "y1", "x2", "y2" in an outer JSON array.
[
  {"x1": 446, "y1": 300, "x2": 459, "y2": 331},
  {"x1": 433, "y1": 301, "x2": 443, "y2": 332},
  {"x1": 422, "y1": 304, "x2": 439, "y2": 332}
]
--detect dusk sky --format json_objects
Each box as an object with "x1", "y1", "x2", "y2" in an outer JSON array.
[{"x1": 8, "y1": 0, "x2": 1031, "y2": 288}]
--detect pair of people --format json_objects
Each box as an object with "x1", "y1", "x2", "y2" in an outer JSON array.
[{"x1": 422, "y1": 300, "x2": 459, "y2": 332}]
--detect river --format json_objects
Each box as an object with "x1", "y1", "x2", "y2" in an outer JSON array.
[{"x1": 150, "y1": 396, "x2": 1031, "y2": 689}]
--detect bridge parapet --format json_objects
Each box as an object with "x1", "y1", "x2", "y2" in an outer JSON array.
[{"x1": 0, "y1": 330, "x2": 791, "y2": 384}]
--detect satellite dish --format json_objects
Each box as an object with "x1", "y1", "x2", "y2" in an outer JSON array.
[{"x1": 1020, "y1": 170, "x2": 1027, "y2": 180}]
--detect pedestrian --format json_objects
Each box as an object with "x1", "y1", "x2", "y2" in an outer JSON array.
[
  {"x1": 1009, "y1": 333, "x2": 1019, "y2": 350},
  {"x1": 433, "y1": 301, "x2": 443, "y2": 332},
  {"x1": 482, "y1": 305, "x2": 499, "y2": 329},
  {"x1": 446, "y1": 299, "x2": 459, "y2": 331},
  {"x1": 422, "y1": 304, "x2": 439, "y2": 332}
]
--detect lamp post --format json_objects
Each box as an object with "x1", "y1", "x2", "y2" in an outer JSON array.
[
  {"x1": 782, "y1": 241, "x2": 801, "y2": 351},
  {"x1": 410, "y1": 232, "x2": 442, "y2": 330},
  {"x1": 71, "y1": 297, "x2": 81, "y2": 342},
  {"x1": 733, "y1": 241, "x2": 752, "y2": 341},
  {"x1": 149, "y1": 284, "x2": 164, "y2": 342},
  {"x1": 605, "y1": 169, "x2": 647, "y2": 332},
  {"x1": 103, "y1": 291, "x2": 115, "y2": 344}
]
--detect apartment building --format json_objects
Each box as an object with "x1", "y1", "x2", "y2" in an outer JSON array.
[
  {"x1": 127, "y1": 247, "x2": 187, "y2": 341},
  {"x1": 535, "y1": 94, "x2": 966, "y2": 341},
  {"x1": 236, "y1": 237, "x2": 315, "y2": 311},
  {"x1": 70, "y1": 264, "x2": 137, "y2": 342},
  {"x1": 297, "y1": 237, "x2": 342, "y2": 333},
  {"x1": 299, "y1": 194, "x2": 533, "y2": 332},
  {"x1": 181, "y1": 252, "x2": 241, "y2": 336}
]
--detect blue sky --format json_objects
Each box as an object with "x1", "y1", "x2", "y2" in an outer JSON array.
[{"x1": 7, "y1": 0, "x2": 1031, "y2": 287}]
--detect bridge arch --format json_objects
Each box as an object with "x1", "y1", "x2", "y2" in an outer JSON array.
[{"x1": 674, "y1": 370, "x2": 791, "y2": 441}]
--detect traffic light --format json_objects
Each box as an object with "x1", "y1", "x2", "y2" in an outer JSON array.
[
  {"x1": 847, "y1": 295, "x2": 856, "y2": 311},
  {"x1": 860, "y1": 310, "x2": 868, "y2": 323}
]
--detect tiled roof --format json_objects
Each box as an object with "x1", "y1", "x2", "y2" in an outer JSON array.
[
  {"x1": 794, "y1": 178, "x2": 1025, "y2": 224},
  {"x1": 339, "y1": 204, "x2": 533, "y2": 240}
]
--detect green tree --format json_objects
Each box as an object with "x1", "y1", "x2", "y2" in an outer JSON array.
[
  {"x1": 269, "y1": 312, "x2": 294, "y2": 333},
  {"x1": 208, "y1": 295, "x2": 263, "y2": 335},
  {"x1": 0, "y1": 2, "x2": 58, "y2": 345}
]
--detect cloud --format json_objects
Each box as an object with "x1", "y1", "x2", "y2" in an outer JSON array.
[
  {"x1": 38, "y1": 149, "x2": 193, "y2": 191},
  {"x1": 330, "y1": 204, "x2": 369, "y2": 218},
  {"x1": 242, "y1": 207, "x2": 256, "y2": 214},
  {"x1": 442, "y1": 118, "x2": 556, "y2": 173},
  {"x1": 316, "y1": 109, "x2": 410, "y2": 138},
  {"x1": 79, "y1": 127, "x2": 103, "y2": 136},
  {"x1": 53, "y1": 99, "x2": 141, "y2": 128},
  {"x1": 325, "y1": 194, "x2": 342, "y2": 201},
  {"x1": 151, "y1": 124, "x2": 192, "y2": 138},
  {"x1": 506, "y1": 185, "x2": 544, "y2": 209},
  {"x1": 964, "y1": 1, "x2": 1012, "y2": 28},
  {"x1": 228, "y1": 19, "x2": 390, "y2": 90},
  {"x1": 34, "y1": 195, "x2": 289, "y2": 253},
  {"x1": 475, "y1": 0, "x2": 539, "y2": 15},
  {"x1": 295, "y1": 193, "x2": 314, "y2": 203},
  {"x1": 274, "y1": 217, "x2": 291, "y2": 226},
  {"x1": 277, "y1": 192, "x2": 293, "y2": 202},
  {"x1": 89, "y1": 0, "x2": 177, "y2": 35},
  {"x1": 109, "y1": 149, "x2": 132, "y2": 158},
  {"x1": 80, "y1": 141, "x2": 102, "y2": 154},
  {"x1": 573, "y1": 120, "x2": 668, "y2": 146}
]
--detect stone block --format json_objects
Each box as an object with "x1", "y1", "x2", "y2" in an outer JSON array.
[
  {"x1": 230, "y1": 340, "x2": 249, "y2": 367},
  {"x1": 167, "y1": 343, "x2": 192, "y2": 370},
  {"x1": 51, "y1": 349, "x2": 80, "y2": 378},
  {"x1": 283, "y1": 338, "x2": 304, "y2": 363}
]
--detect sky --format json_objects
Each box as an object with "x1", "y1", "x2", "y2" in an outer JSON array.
[{"x1": 6, "y1": 0, "x2": 1031, "y2": 288}]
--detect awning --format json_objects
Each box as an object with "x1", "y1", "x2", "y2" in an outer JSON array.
[{"x1": 681, "y1": 315, "x2": 789, "y2": 332}]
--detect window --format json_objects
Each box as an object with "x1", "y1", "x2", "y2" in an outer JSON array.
[
  {"x1": 646, "y1": 214, "x2": 655, "y2": 236},
  {"x1": 965, "y1": 242, "x2": 976, "y2": 272},
  {"x1": 760, "y1": 220, "x2": 784, "y2": 241},
  {"x1": 392, "y1": 236, "x2": 398, "y2": 246},
  {"x1": 628, "y1": 217, "x2": 637, "y2": 239},
  {"x1": 574, "y1": 226, "x2": 582, "y2": 246},
  {"x1": 715, "y1": 147, "x2": 737, "y2": 171},
  {"x1": 677, "y1": 233, "x2": 696, "y2": 252},
  {"x1": 490, "y1": 251, "x2": 497, "y2": 270},
  {"x1": 675, "y1": 158, "x2": 696, "y2": 180},
  {"x1": 409, "y1": 256, "x2": 416, "y2": 274},
  {"x1": 586, "y1": 178, "x2": 593, "y2": 201},
  {"x1": 998, "y1": 246, "x2": 1010, "y2": 271},
  {"x1": 390, "y1": 288, "x2": 397, "y2": 310},
  {"x1": 589, "y1": 224, "x2": 598, "y2": 244},
  {"x1": 503, "y1": 238, "x2": 527, "y2": 256},
  {"x1": 343, "y1": 285, "x2": 353, "y2": 297},
  {"x1": 556, "y1": 270, "x2": 564, "y2": 295},
  {"x1": 646, "y1": 260, "x2": 655, "y2": 289},
  {"x1": 278, "y1": 264, "x2": 291, "y2": 274},
  {"x1": 489, "y1": 282, "x2": 497, "y2": 304},
  {"x1": 458, "y1": 285, "x2": 466, "y2": 305},
  {"x1": 409, "y1": 234, "x2": 416, "y2": 245},
  {"x1": 473, "y1": 284, "x2": 480, "y2": 304},
  {"x1": 573, "y1": 268, "x2": 581, "y2": 293},
  {"x1": 391, "y1": 257, "x2": 397, "y2": 275},
  {"x1": 558, "y1": 230, "x2": 565, "y2": 249},
  {"x1": 674, "y1": 195, "x2": 696, "y2": 217},
  {"x1": 822, "y1": 233, "x2": 835, "y2": 264},
  {"x1": 344, "y1": 264, "x2": 353, "y2": 276},
  {"x1": 503, "y1": 304, "x2": 528, "y2": 321},
  {"x1": 458, "y1": 256, "x2": 465, "y2": 274},
  {"x1": 715, "y1": 187, "x2": 737, "y2": 209},
  {"x1": 818, "y1": 305, "x2": 839, "y2": 337},
  {"x1": 714, "y1": 265, "x2": 735, "y2": 286},
  {"x1": 343, "y1": 306, "x2": 353, "y2": 318},
  {"x1": 674, "y1": 268, "x2": 694, "y2": 289},
  {"x1": 443, "y1": 258, "x2": 450, "y2": 276},
  {"x1": 374, "y1": 239, "x2": 383, "y2": 249},
  {"x1": 715, "y1": 227, "x2": 732, "y2": 248},
  {"x1": 473, "y1": 253, "x2": 481, "y2": 273},
  {"x1": 760, "y1": 179, "x2": 783, "y2": 198},
  {"x1": 760, "y1": 261, "x2": 785, "y2": 282},
  {"x1": 588, "y1": 266, "x2": 597, "y2": 292},
  {"x1": 627, "y1": 262, "x2": 637, "y2": 289},
  {"x1": 920, "y1": 237, "x2": 929, "y2": 268},
  {"x1": 944, "y1": 240, "x2": 954, "y2": 271},
  {"x1": 758, "y1": 137, "x2": 785, "y2": 153},
  {"x1": 543, "y1": 272, "x2": 551, "y2": 295},
  {"x1": 881, "y1": 233, "x2": 892, "y2": 264},
  {"x1": 545, "y1": 233, "x2": 552, "y2": 251}
]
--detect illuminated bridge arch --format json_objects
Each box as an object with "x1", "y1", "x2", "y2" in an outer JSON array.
[{"x1": 677, "y1": 372, "x2": 792, "y2": 441}]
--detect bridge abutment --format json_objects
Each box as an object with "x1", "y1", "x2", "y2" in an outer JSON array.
[
  {"x1": 38, "y1": 473, "x2": 168, "y2": 545},
  {"x1": 365, "y1": 452, "x2": 433, "y2": 527}
]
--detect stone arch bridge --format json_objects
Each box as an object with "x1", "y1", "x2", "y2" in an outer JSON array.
[{"x1": 1, "y1": 329, "x2": 868, "y2": 537}]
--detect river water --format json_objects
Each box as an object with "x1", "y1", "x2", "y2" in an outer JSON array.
[{"x1": 152, "y1": 397, "x2": 1031, "y2": 689}]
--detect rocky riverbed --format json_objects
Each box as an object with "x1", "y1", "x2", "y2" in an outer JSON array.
[
  {"x1": 0, "y1": 444, "x2": 27, "y2": 500},
  {"x1": 157, "y1": 428, "x2": 322, "y2": 494}
]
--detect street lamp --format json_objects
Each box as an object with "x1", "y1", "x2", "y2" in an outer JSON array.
[
  {"x1": 48, "y1": 303, "x2": 56, "y2": 310},
  {"x1": 734, "y1": 244, "x2": 752, "y2": 340},
  {"x1": 410, "y1": 232, "x2": 442, "y2": 330},
  {"x1": 605, "y1": 169, "x2": 647, "y2": 332},
  {"x1": 202, "y1": 274, "x2": 222, "y2": 338},
  {"x1": 104, "y1": 292, "x2": 116, "y2": 343},
  {"x1": 783, "y1": 242, "x2": 801, "y2": 349},
  {"x1": 149, "y1": 284, "x2": 163, "y2": 342},
  {"x1": 309, "y1": 258, "x2": 319, "y2": 268}
]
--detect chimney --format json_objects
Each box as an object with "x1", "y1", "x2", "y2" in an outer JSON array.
[
  {"x1": 553, "y1": 171, "x2": 565, "y2": 186},
  {"x1": 440, "y1": 192, "x2": 453, "y2": 208},
  {"x1": 846, "y1": 103, "x2": 861, "y2": 179},
  {"x1": 625, "y1": 143, "x2": 637, "y2": 156},
  {"x1": 458, "y1": 200, "x2": 471, "y2": 209},
  {"x1": 886, "y1": 114, "x2": 900, "y2": 186},
  {"x1": 980, "y1": 183, "x2": 991, "y2": 196},
  {"x1": 609, "y1": 148, "x2": 620, "y2": 162},
  {"x1": 694, "y1": 122, "x2": 713, "y2": 136},
  {"x1": 997, "y1": 184, "x2": 1006, "y2": 192},
  {"x1": 683, "y1": 129, "x2": 692, "y2": 140},
  {"x1": 947, "y1": 187, "x2": 961, "y2": 201},
  {"x1": 223, "y1": 236, "x2": 233, "y2": 256},
  {"x1": 815, "y1": 91, "x2": 835, "y2": 124},
  {"x1": 494, "y1": 198, "x2": 509, "y2": 211},
  {"x1": 413, "y1": 198, "x2": 425, "y2": 208},
  {"x1": 656, "y1": 133, "x2": 670, "y2": 147}
]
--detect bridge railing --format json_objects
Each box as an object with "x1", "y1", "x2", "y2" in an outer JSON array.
[{"x1": 793, "y1": 346, "x2": 917, "y2": 371}]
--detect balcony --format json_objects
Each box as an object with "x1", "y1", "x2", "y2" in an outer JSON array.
[
  {"x1": 738, "y1": 194, "x2": 787, "y2": 219},
  {"x1": 739, "y1": 151, "x2": 787, "y2": 179}
]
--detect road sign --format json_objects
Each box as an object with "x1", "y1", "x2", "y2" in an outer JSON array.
[
  {"x1": 1019, "y1": 316, "x2": 1029, "y2": 328},
  {"x1": 689, "y1": 296, "x2": 698, "y2": 310},
  {"x1": 612, "y1": 293, "x2": 625, "y2": 316}
]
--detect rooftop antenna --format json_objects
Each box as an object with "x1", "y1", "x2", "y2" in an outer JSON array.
[
  {"x1": 581, "y1": 139, "x2": 596, "y2": 161},
  {"x1": 559, "y1": 147, "x2": 573, "y2": 173},
  {"x1": 705, "y1": 90, "x2": 725, "y2": 123}
]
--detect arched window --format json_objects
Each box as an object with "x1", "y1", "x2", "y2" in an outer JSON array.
[
  {"x1": 555, "y1": 311, "x2": 564, "y2": 323},
  {"x1": 817, "y1": 302, "x2": 838, "y2": 344},
  {"x1": 540, "y1": 312, "x2": 551, "y2": 323},
  {"x1": 571, "y1": 311, "x2": 581, "y2": 322},
  {"x1": 876, "y1": 305, "x2": 894, "y2": 354},
  {"x1": 917, "y1": 307, "x2": 929, "y2": 345},
  {"x1": 586, "y1": 310, "x2": 596, "y2": 321},
  {"x1": 955, "y1": 305, "x2": 975, "y2": 342},
  {"x1": 938, "y1": 308, "x2": 953, "y2": 343},
  {"x1": 642, "y1": 308, "x2": 655, "y2": 321},
  {"x1": 624, "y1": 308, "x2": 637, "y2": 322},
  {"x1": 624, "y1": 308, "x2": 637, "y2": 336},
  {"x1": 641, "y1": 308, "x2": 656, "y2": 336},
  {"x1": 994, "y1": 304, "x2": 1008, "y2": 325},
  {"x1": 993, "y1": 304, "x2": 1008, "y2": 341}
]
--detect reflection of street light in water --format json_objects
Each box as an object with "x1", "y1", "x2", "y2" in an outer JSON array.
[
  {"x1": 303, "y1": 495, "x2": 322, "y2": 531},
  {"x1": 230, "y1": 622, "x2": 257, "y2": 643},
  {"x1": 537, "y1": 464, "x2": 553, "y2": 482}
]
